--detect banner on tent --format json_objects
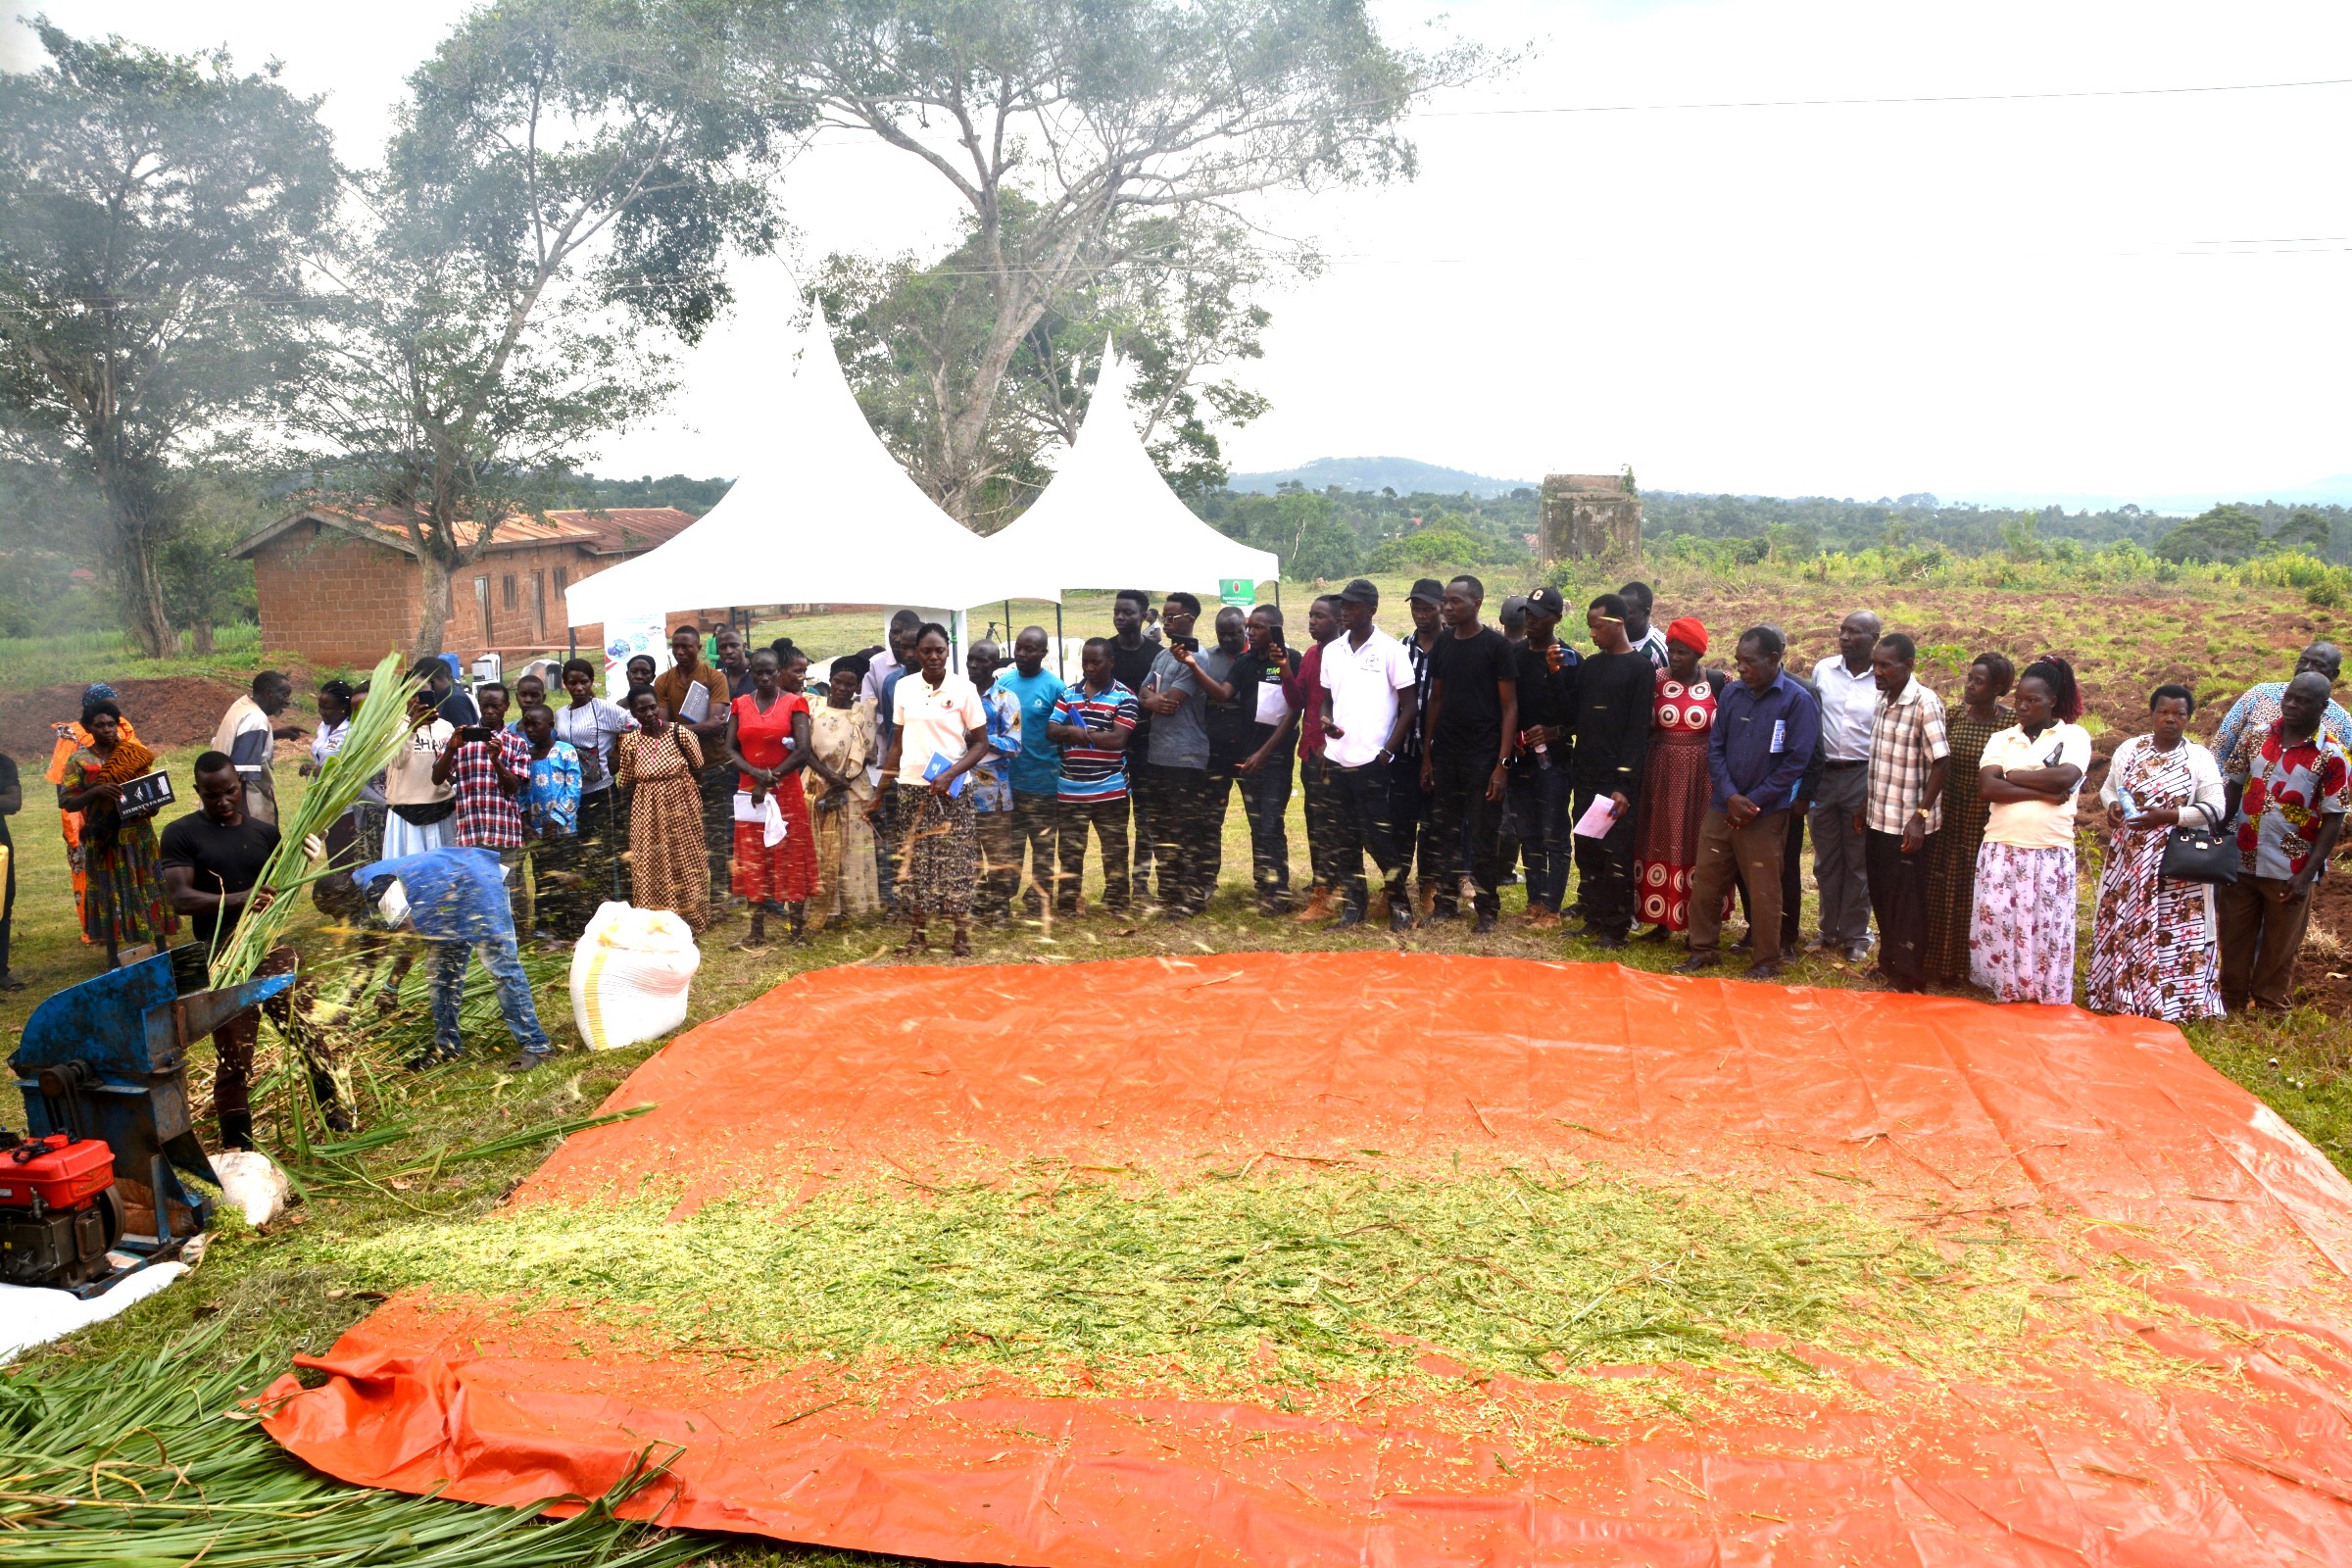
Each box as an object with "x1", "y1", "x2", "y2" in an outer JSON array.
[
  {"x1": 1219, "y1": 577, "x2": 1254, "y2": 608},
  {"x1": 603, "y1": 612, "x2": 667, "y2": 700}
]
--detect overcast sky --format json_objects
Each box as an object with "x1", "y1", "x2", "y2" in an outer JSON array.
[{"x1": 16, "y1": 0, "x2": 2350, "y2": 502}]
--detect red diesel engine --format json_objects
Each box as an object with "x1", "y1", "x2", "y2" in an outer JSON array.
[{"x1": 0, "y1": 1132, "x2": 122, "y2": 1290}]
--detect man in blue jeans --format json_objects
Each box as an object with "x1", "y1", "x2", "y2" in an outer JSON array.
[{"x1": 356, "y1": 845, "x2": 555, "y2": 1072}]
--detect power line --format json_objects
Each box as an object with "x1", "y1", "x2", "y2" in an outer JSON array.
[{"x1": 1422, "y1": 74, "x2": 2352, "y2": 118}]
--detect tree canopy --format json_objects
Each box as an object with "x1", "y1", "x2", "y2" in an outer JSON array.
[
  {"x1": 742, "y1": 0, "x2": 1457, "y2": 520},
  {"x1": 296, "y1": 0, "x2": 788, "y2": 658},
  {"x1": 0, "y1": 24, "x2": 336, "y2": 656}
]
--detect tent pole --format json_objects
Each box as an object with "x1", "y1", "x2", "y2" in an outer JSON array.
[{"x1": 1055, "y1": 602, "x2": 1065, "y2": 678}]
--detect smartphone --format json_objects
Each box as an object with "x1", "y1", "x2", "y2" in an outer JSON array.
[{"x1": 458, "y1": 725, "x2": 494, "y2": 745}]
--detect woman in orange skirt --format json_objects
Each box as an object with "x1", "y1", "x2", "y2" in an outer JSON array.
[{"x1": 724, "y1": 646, "x2": 817, "y2": 948}]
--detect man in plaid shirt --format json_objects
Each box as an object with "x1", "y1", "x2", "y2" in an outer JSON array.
[
  {"x1": 438, "y1": 681, "x2": 530, "y2": 852},
  {"x1": 1859, "y1": 633, "x2": 1950, "y2": 992}
]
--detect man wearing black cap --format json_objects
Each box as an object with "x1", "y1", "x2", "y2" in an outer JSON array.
[
  {"x1": 1390, "y1": 578, "x2": 1445, "y2": 916},
  {"x1": 1318, "y1": 578, "x2": 1418, "y2": 931},
  {"x1": 1421, "y1": 574, "x2": 1517, "y2": 932},
  {"x1": 1510, "y1": 586, "x2": 1582, "y2": 926},
  {"x1": 1569, "y1": 593, "x2": 1653, "y2": 947}
]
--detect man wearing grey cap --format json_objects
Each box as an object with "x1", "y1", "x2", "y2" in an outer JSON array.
[{"x1": 1317, "y1": 578, "x2": 1419, "y2": 932}]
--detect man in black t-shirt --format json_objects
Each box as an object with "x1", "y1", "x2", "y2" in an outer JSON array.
[
  {"x1": 1509, "y1": 587, "x2": 1583, "y2": 925},
  {"x1": 1570, "y1": 594, "x2": 1655, "y2": 946},
  {"x1": 160, "y1": 753, "x2": 342, "y2": 1148},
  {"x1": 1108, "y1": 589, "x2": 1160, "y2": 889},
  {"x1": 0, "y1": 751, "x2": 20, "y2": 990},
  {"x1": 1419, "y1": 574, "x2": 1518, "y2": 930}
]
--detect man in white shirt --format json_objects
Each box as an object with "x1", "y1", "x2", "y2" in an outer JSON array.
[
  {"x1": 1318, "y1": 578, "x2": 1419, "y2": 933},
  {"x1": 1809, "y1": 609, "x2": 1883, "y2": 961}
]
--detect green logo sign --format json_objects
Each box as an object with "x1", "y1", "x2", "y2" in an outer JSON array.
[{"x1": 1218, "y1": 577, "x2": 1254, "y2": 608}]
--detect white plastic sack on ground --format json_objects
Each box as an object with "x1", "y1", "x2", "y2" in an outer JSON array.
[
  {"x1": 0, "y1": 1262, "x2": 187, "y2": 1363},
  {"x1": 211, "y1": 1150, "x2": 292, "y2": 1227},
  {"x1": 571, "y1": 901, "x2": 702, "y2": 1051}
]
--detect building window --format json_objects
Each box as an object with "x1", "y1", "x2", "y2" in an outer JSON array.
[
  {"x1": 473, "y1": 575, "x2": 492, "y2": 648},
  {"x1": 502, "y1": 573, "x2": 517, "y2": 611},
  {"x1": 554, "y1": 564, "x2": 568, "y2": 595},
  {"x1": 531, "y1": 570, "x2": 546, "y2": 640}
]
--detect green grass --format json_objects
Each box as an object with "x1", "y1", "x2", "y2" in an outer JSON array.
[
  {"x1": 0, "y1": 620, "x2": 281, "y2": 690},
  {"x1": 330, "y1": 1165, "x2": 2193, "y2": 1422}
]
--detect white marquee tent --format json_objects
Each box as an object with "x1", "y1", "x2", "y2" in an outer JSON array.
[
  {"x1": 983, "y1": 352, "x2": 1279, "y2": 602},
  {"x1": 563, "y1": 299, "x2": 1061, "y2": 640}
]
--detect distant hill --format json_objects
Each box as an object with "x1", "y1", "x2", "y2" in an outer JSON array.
[
  {"x1": 1226, "y1": 457, "x2": 1536, "y2": 499},
  {"x1": 1952, "y1": 473, "x2": 2352, "y2": 515}
]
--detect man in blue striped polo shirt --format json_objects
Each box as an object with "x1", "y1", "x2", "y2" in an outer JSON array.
[{"x1": 1047, "y1": 637, "x2": 1141, "y2": 914}]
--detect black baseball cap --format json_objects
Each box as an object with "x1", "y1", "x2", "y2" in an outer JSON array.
[
  {"x1": 1339, "y1": 577, "x2": 1381, "y2": 607},
  {"x1": 1526, "y1": 586, "x2": 1566, "y2": 617},
  {"x1": 1408, "y1": 577, "x2": 1445, "y2": 606}
]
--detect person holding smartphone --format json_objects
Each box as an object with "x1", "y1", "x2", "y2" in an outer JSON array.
[{"x1": 436, "y1": 680, "x2": 530, "y2": 856}]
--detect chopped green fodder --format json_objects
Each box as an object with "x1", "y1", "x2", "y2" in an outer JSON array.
[
  {"x1": 343, "y1": 1167, "x2": 2195, "y2": 1407},
  {"x1": 0, "y1": 1328, "x2": 700, "y2": 1567}
]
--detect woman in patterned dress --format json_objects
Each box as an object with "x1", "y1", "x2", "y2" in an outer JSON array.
[
  {"x1": 616, "y1": 684, "x2": 709, "y2": 933},
  {"x1": 2087, "y1": 685, "x2": 2225, "y2": 1020},
  {"x1": 806, "y1": 654, "x2": 880, "y2": 929},
  {"x1": 724, "y1": 648, "x2": 818, "y2": 949},
  {"x1": 1969, "y1": 658, "x2": 2091, "y2": 1004},
  {"x1": 1634, "y1": 619, "x2": 1731, "y2": 938},
  {"x1": 57, "y1": 701, "x2": 176, "y2": 958},
  {"x1": 867, "y1": 623, "x2": 989, "y2": 956},
  {"x1": 1922, "y1": 653, "x2": 2015, "y2": 984}
]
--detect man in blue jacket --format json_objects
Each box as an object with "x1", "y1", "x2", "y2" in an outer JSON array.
[
  {"x1": 355, "y1": 845, "x2": 556, "y2": 1071},
  {"x1": 1679, "y1": 624, "x2": 1821, "y2": 979}
]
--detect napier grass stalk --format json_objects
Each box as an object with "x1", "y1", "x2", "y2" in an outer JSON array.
[
  {"x1": 0, "y1": 1327, "x2": 702, "y2": 1566},
  {"x1": 211, "y1": 651, "x2": 421, "y2": 989}
]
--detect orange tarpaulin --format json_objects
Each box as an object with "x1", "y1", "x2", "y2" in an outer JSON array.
[{"x1": 265, "y1": 954, "x2": 2352, "y2": 1565}]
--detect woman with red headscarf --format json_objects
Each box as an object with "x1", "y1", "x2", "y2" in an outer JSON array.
[{"x1": 1634, "y1": 617, "x2": 1733, "y2": 938}]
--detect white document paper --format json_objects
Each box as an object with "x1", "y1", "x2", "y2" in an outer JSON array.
[
  {"x1": 1254, "y1": 682, "x2": 1292, "y2": 725},
  {"x1": 676, "y1": 679, "x2": 712, "y2": 724},
  {"x1": 732, "y1": 790, "x2": 788, "y2": 847},
  {"x1": 1571, "y1": 795, "x2": 1621, "y2": 840}
]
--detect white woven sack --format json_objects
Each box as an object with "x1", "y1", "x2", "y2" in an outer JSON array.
[{"x1": 570, "y1": 901, "x2": 702, "y2": 1051}]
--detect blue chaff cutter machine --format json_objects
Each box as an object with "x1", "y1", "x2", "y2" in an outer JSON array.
[{"x1": 5, "y1": 946, "x2": 292, "y2": 1296}]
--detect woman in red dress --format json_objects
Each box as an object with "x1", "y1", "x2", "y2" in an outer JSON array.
[
  {"x1": 1634, "y1": 618, "x2": 1732, "y2": 939},
  {"x1": 724, "y1": 647, "x2": 818, "y2": 947}
]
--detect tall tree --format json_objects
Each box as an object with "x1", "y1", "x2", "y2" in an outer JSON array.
[
  {"x1": 300, "y1": 0, "x2": 787, "y2": 659},
  {"x1": 0, "y1": 24, "x2": 335, "y2": 656},
  {"x1": 819, "y1": 206, "x2": 1281, "y2": 526},
  {"x1": 742, "y1": 0, "x2": 1463, "y2": 522}
]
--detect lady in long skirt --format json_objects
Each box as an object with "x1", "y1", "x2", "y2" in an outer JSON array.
[
  {"x1": 867, "y1": 624, "x2": 989, "y2": 956},
  {"x1": 1922, "y1": 653, "x2": 2015, "y2": 984},
  {"x1": 724, "y1": 648, "x2": 818, "y2": 949},
  {"x1": 56, "y1": 702, "x2": 175, "y2": 957},
  {"x1": 2087, "y1": 685, "x2": 2225, "y2": 1020},
  {"x1": 1969, "y1": 658, "x2": 2091, "y2": 1004},
  {"x1": 807, "y1": 654, "x2": 880, "y2": 928},
  {"x1": 616, "y1": 684, "x2": 709, "y2": 933},
  {"x1": 1633, "y1": 620, "x2": 1732, "y2": 938}
]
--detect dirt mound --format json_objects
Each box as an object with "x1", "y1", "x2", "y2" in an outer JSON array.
[{"x1": 0, "y1": 677, "x2": 244, "y2": 762}]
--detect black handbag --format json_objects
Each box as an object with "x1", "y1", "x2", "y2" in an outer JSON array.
[{"x1": 2159, "y1": 801, "x2": 2237, "y2": 886}]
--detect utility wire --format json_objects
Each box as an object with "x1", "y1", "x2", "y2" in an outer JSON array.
[{"x1": 1421, "y1": 74, "x2": 2352, "y2": 118}]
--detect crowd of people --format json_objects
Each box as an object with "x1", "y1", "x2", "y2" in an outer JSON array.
[{"x1": 10, "y1": 582, "x2": 2349, "y2": 1126}]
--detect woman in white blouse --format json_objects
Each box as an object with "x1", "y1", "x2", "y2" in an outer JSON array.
[
  {"x1": 381, "y1": 680, "x2": 458, "y2": 859},
  {"x1": 2087, "y1": 684, "x2": 2226, "y2": 1020},
  {"x1": 1969, "y1": 657, "x2": 2092, "y2": 1004}
]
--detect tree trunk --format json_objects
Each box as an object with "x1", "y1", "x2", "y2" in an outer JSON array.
[
  {"x1": 190, "y1": 621, "x2": 215, "y2": 656},
  {"x1": 411, "y1": 552, "x2": 454, "y2": 663},
  {"x1": 115, "y1": 522, "x2": 177, "y2": 661}
]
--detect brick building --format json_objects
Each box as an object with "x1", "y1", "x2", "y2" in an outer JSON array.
[{"x1": 234, "y1": 504, "x2": 700, "y2": 668}]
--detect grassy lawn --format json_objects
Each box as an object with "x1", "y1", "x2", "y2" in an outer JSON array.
[{"x1": 9, "y1": 575, "x2": 2352, "y2": 1564}]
